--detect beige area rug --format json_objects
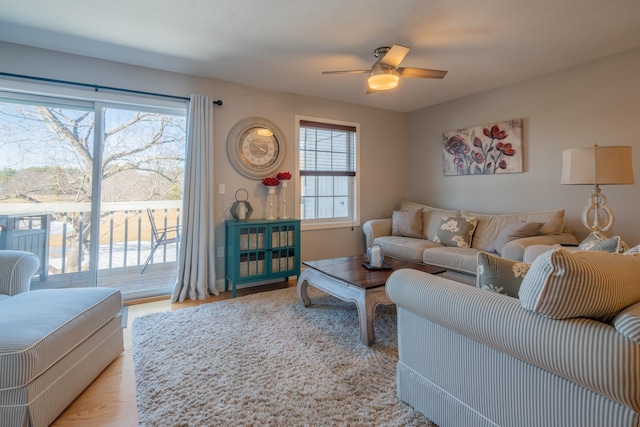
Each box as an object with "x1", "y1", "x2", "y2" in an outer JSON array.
[{"x1": 132, "y1": 286, "x2": 436, "y2": 426}]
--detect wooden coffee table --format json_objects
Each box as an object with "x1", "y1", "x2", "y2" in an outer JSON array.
[{"x1": 297, "y1": 254, "x2": 445, "y2": 346}]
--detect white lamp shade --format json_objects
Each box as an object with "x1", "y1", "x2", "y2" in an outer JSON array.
[
  {"x1": 368, "y1": 62, "x2": 399, "y2": 91},
  {"x1": 561, "y1": 145, "x2": 634, "y2": 185}
]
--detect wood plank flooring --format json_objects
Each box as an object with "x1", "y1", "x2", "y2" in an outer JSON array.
[{"x1": 51, "y1": 281, "x2": 296, "y2": 426}]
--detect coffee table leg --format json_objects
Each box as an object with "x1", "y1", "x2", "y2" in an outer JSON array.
[
  {"x1": 297, "y1": 268, "x2": 392, "y2": 346},
  {"x1": 356, "y1": 294, "x2": 374, "y2": 346},
  {"x1": 360, "y1": 289, "x2": 392, "y2": 346},
  {"x1": 296, "y1": 270, "x2": 312, "y2": 307}
]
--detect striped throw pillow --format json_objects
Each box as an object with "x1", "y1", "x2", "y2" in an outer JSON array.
[
  {"x1": 519, "y1": 248, "x2": 640, "y2": 321},
  {"x1": 613, "y1": 303, "x2": 640, "y2": 344}
]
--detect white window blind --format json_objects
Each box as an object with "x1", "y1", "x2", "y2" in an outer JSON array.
[{"x1": 298, "y1": 119, "x2": 357, "y2": 224}]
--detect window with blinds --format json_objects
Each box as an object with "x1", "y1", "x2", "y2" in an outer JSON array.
[{"x1": 297, "y1": 118, "x2": 358, "y2": 227}]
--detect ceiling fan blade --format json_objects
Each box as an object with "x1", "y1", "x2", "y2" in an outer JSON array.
[
  {"x1": 398, "y1": 67, "x2": 448, "y2": 79},
  {"x1": 322, "y1": 70, "x2": 370, "y2": 75},
  {"x1": 380, "y1": 45, "x2": 410, "y2": 68}
]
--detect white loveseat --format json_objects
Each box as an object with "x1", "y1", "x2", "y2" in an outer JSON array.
[
  {"x1": 0, "y1": 250, "x2": 124, "y2": 427},
  {"x1": 387, "y1": 247, "x2": 640, "y2": 427},
  {"x1": 363, "y1": 201, "x2": 577, "y2": 281}
]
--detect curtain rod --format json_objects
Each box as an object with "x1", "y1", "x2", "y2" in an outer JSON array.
[{"x1": 0, "y1": 71, "x2": 223, "y2": 106}]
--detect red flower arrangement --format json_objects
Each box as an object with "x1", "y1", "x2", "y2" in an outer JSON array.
[
  {"x1": 261, "y1": 177, "x2": 280, "y2": 186},
  {"x1": 276, "y1": 172, "x2": 291, "y2": 180}
]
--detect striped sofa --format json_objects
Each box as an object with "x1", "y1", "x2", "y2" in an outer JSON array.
[
  {"x1": 387, "y1": 264, "x2": 640, "y2": 427},
  {"x1": 0, "y1": 250, "x2": 124, "y2": 427}
]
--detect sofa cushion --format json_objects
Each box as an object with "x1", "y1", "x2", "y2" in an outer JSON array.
[
  {"x1": 423, "y1": 247, "x2": 481, "y2": 275},
  {"x1": 0, "y1": 288, "x2": 122, "y2": 390},
  {"x1": 477, "y1": 252, "x2": 531, "y2": 298},
  {"x1": 400, "y1": 201, "x2": 459, "y2": 241},
  {"x1": 613, "y1": 302, "x2": 640, "y2": 344},
  {"x1": 519, "y1": 248, "x2": 640, "y2": 321},
  {"x1": 486, "y1": 221, "x2": 544, "y2": 255},
  {"x1": 578, "y1": 231, "x2": 627, "y2": 253},
  {"x1": 433, "y1": 216, "x2": 478, "y2": 248},
  {"x1": 373, "y1": 236, "x2": 442, "y2": 263},
  {"x1": 391, "y1": 209, "x2": 423, "y2": 238},
  {"x1": 463, "y1": 209, "x2": 565, "y2": 251}
]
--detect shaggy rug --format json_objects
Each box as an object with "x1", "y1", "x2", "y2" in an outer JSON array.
[{"x1": 132, "y1": 286, "x2": 436, "y2": 426}]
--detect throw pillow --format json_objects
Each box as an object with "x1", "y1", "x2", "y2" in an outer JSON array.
[
  {"x1": 391, "y1": 209, "x2": 424, "y2": 238},
  {"x1": 519, "y1": 248, "x2": 640, "y2": 321},
  {"x1": 432, "y1": 216, "x2": 478, "y2": 248},
  {"x1": 613, "y1": 303, "x2": 640, "y2": 344},
  {"x1": 578, "y1": 231, "x2": 627, "y2": 253},
  {"x1": 624, "y1": 244, "x2": 640, "y2": 255},
  {"x1": 476, "y1": 252, "x2": 531, "y2": 298},
  {"x1": 486, "y1": 221, "x2": 544, "y2": 255}
]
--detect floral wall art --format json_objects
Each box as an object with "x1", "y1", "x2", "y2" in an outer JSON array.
[{"x1": 443, "y1": 119, "x2": 523, "y2": 175}]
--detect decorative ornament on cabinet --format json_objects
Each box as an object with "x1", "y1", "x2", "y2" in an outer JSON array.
[{"x1": 230, "y1": 188, "x2": 253, "y2": 221}]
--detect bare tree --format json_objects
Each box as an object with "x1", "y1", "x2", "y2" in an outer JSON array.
[{"x1": 0, "y1": 102, "x2": 186, "y2": 272}]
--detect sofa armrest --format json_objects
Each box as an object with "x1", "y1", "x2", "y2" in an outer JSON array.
[
  {"x1": 386, "y1": 268, "x2": 640, "y2": 412},
  {"x1": 362, "y1": 218, "x2": 392, "y2": 248},
  {"x1": 501, "y1": 232, "x2": 578, "y2": 261},
  {"x1": 0, "y1": 250, "x2": 39, "y2": 296}
]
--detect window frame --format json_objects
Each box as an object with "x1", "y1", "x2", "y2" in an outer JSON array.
[
  {"x1": 0, "y1": 78, "x2": 187, "y2": 299},
  {"x1": 295, "y1": 115, "x2": 360, "y2": 231}
]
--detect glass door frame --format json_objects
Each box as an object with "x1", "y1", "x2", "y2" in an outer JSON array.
[{"x1": 0, "y1": 81, "x2": 187, "y2": 296}]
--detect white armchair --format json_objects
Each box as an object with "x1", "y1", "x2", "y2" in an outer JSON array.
[{"x1": 0, "y1": 250, "x2": 39, "y2": 298}]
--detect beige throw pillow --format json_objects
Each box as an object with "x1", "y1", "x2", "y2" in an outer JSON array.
[
  {"x1": 519, "y1": 248, "x2": 640, "y2": 321},
  {"x1": 399, "y1": 201, "x2": 459, "y2": 241},
  {"x1": 486, "y1": 221, "x2": 544, "y2": 255},
  {"x1": 391, "y1": 209, "x2": 424, "y2": 238}
]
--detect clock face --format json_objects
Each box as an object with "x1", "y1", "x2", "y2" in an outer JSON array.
[
  {"x1": 227, "y1": 118, "x2": 286, "y2": 179},
  {"x1": 239, "y1": 127, "x2": 279, "y2": 169}
]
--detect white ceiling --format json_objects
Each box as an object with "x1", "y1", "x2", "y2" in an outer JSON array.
[{"x1": 1, "y1": 0, "x2": 639, "y2": 112}]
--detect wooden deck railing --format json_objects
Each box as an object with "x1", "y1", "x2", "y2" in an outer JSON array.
[{"x1": 0, "y1": 201, "x2": 182, "y2": 279}]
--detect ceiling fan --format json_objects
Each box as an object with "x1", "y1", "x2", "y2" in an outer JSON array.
[{"x1": 322, "y1": 45, "x2": 447, "y2": 94}]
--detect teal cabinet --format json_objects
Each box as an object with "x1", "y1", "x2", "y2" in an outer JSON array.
[{"x1": 225, "y1": 219, "x2": 300, "y2": 297}]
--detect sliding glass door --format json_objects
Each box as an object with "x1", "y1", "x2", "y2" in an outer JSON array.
[
  {"x1": 0, "y1": 92, "x2": 186, "y2": 299},
  {"x1": 97, "y1": 105, "x2": 186, "y2": 298}
]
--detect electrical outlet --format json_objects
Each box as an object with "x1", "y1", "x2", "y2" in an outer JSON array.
[
  {"x1": 217, "y1": 247, "x2": 224, "y2": 257},
  {"x1": 219, "y1": 184, "x2": 225, "y2": 194}
]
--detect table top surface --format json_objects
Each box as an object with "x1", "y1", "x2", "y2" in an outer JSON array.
[{"x1": 302, "y1": 254, "x2": 445, "y2": 290}]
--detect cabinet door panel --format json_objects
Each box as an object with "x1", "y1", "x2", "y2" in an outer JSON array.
[
  {"x1": 239, "y1": 226, "x2": 266, "y2": 251},
  {"x1": 271, "y1": 224, "x2": 296, "y2": 248}
]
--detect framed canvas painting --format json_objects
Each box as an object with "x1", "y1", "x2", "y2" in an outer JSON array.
[{"x1": 443, "y1": 119, "x2": 523, "y2": 175}]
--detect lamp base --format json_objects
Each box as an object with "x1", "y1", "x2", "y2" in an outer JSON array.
[{"x1": 581, "y1": 184, "x2": 615, "y2": 232}]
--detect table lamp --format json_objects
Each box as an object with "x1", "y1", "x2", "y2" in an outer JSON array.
[{"x1": 561, "y1": 144, "x2": 634, "y2": 232}]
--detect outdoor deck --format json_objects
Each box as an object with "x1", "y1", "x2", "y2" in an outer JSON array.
[
  {"x1": 0, "y1": 201, "x2": 185, "y2": 300},
  {"x1": 30, "y1": 263, "x2": 178, "y2": 299}
]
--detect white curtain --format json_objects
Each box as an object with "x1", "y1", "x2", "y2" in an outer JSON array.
[{"x1": 171, "y1": 94, "x2": 218, "y2": 302}]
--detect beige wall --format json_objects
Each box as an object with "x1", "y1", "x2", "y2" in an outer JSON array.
[
  {"x1": 0, "y1": 42, "x2": 407, "y2": 288},
  {"x1": 406, "y1": 47, "x2": 640, "y2": 246},
  {"x1": 5, "y1": 40, "x2": 638, "y2": 286}
]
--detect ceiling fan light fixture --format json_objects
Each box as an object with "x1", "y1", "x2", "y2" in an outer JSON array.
[{"x1": 368, "y1": 63, "x2": 399, "y2": 91}]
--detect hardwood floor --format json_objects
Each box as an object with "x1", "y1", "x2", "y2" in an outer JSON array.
[{"x1": 51, "y1": 281, "x2": 296, "y2": 426}]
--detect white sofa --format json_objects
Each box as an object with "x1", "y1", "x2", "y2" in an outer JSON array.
[
  {"x1": 0, "y1": 250, "x2": 124, "y2": 427},
  {"x1": 387, "y1": 248, "x2": 640, "y2": 427},
  {"x1": 363, "y1": 201, "x2": 578, "y2": 281}
]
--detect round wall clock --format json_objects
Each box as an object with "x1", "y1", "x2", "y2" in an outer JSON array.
[{"x1": 226, "y1": 117, "x2": 286, "y2": 179}]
